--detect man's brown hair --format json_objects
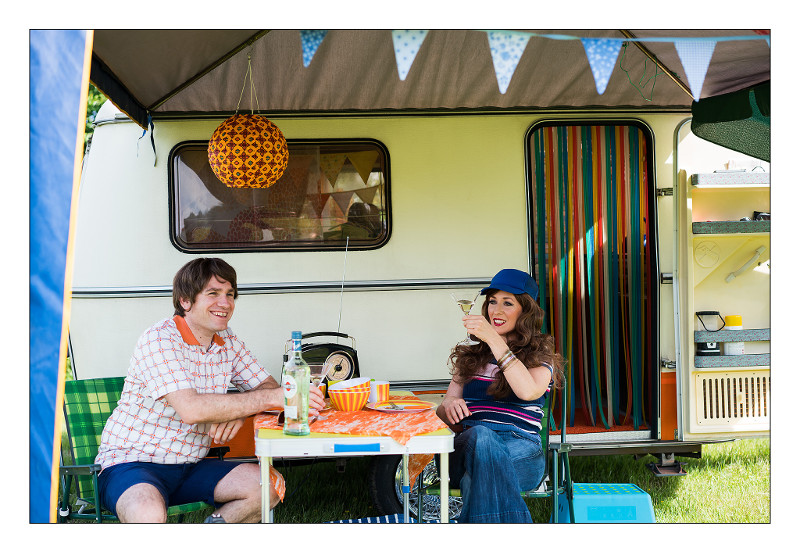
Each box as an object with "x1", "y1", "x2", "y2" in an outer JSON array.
[{"x1": 173, "y1": 258, "x2": 238, "y2": 316}]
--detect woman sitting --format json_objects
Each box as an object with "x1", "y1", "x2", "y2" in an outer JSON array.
[{"x1": 437, "y1": 269, "x2": 565, "y2": 523}]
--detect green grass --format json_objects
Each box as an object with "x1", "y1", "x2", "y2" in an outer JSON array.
[{"x1": 60, "y1": 438, "x2": 770, "y2": 523}]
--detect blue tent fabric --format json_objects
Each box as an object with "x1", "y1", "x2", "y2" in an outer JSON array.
[{"x1": 30, "y1": 29, "x2": 89, "y2": 523}]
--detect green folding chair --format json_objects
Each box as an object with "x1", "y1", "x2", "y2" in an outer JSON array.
[
  {"x1": 422, "y1": 386, "x2": 575, "y2": 522},
  {"x1": 58, "y1": 377, "x2": 224, "y2": 522}
]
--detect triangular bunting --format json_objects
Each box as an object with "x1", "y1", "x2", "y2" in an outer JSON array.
[
  {"x1": 308, "y1": 192, "x2": 331, "y2": 217},
  {"x1": 486, "y1": 31, "x2": 530, "y2": 94},
  {"x1": 355, "y1": 185, "x2": 379, "y2": 205},
  {"x1": 331, "y1": 190, "x2": 355, "y2": 215},
  {"x1": 347, "y1": 151, "x2": 379, "y2": 185},
  {"x1": 581, "y1": 38, "x2": 623, "y2": 95},
  {"x1": 391, "y1": 30, "x2": 429, "y2": 81},
  {"x1": 299, "y1": 30, "x2": 327, "y2": 67},
  {"x1": 675, "y1": 40, "x2": 717, "y2": 101},
  {"x1": 319, "y1": 153, "x2": 347, "y2": 187}
]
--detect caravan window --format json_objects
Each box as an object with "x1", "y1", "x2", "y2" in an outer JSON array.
[{"x1": 169, "y1": 140, "x2": 390, "y2": 252}]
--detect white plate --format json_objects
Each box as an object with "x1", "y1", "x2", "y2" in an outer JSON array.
[{"x1": 365, "y1": 399, "x2": 437, "y2": 412}]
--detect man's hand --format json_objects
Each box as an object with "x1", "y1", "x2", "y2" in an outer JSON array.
[
  {"x1": 209, "y1": 418, "x2": 245, "y2": 444},
  {"x1": 309, "y1": 385, "x2": 325, "y2": 414}
]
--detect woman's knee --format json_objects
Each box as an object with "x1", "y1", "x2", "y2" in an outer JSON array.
[{"x1": 464, "y1": 424, "x2": 499, "y2": 447}]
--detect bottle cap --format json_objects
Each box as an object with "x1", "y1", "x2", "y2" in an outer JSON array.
[
  {"x1": 724, "y1": 315, "x2": 742, "y2": 326},
  {"x1": 292, "y1": 331, "x2": 302, "y2": 339}
]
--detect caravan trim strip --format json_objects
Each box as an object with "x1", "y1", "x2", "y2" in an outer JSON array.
[{"x1": 71, "y1": 278, "x2": 493, "y2": 298}]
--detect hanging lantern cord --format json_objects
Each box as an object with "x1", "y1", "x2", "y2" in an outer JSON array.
[{"x1": 235, "y1": 52, "x2": 261, "y2": 114}]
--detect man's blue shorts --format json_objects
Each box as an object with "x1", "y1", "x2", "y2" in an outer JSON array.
[{"x1": 97, "y1": 459, "x2": 241, "y2": 517}]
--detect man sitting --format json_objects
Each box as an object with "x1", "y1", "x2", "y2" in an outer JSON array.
[{"x1": 95, "y1": 257, "x2": 325, "y2": 522}]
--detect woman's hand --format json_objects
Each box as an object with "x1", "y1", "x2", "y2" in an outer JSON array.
[
  {"x1": 462, "y1": 314, "x2": 501, "y2": 345},
  {"x1": 209, "y1": 418, "x2": 245, "y2": 444},
  {"x1": 439, "y1": 395, "x2": 471, "y2": 426}
]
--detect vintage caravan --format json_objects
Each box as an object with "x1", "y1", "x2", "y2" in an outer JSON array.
[{"x1": 68, "y1": 30, "x2": 770, "y2": 517}]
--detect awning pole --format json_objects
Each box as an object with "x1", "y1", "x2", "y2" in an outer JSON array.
[{"x1": 619, "y1": 30, "x2": 694, "y2": 100}]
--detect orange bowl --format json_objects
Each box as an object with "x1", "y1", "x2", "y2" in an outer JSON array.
[
  {"x1": 329, "y1": 388, "x2": 370, "y2": 411},
  {"x1": 329, "y1": 377, "x2": 370, "y2": 392}
]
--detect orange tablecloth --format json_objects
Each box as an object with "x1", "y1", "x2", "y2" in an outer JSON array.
[
  {"x1": 253, "y1": 395, "x2": 447, "y2": 445},
  {"x1": 253, "y1": 395, "x2": 448, "y2": 487}
]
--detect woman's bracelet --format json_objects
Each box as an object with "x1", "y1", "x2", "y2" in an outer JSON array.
[{"x1": 497, "y1": 349, "x2": 518, "y2": 372}]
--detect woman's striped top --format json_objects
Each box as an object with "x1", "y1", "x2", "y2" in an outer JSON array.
[{"x1": 461, "y1": 362, "x2": 553, "y2": 439}]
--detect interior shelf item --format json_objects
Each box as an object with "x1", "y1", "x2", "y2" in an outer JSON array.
[
  {"x1": 694, "y1": 328, "x2": 770, "y2": 343},
  {"x1": 690, "y1": 171, "x2": 770, "y2": 187},
  {"x1": 692, "y1": 221, "x2": 770, "y2": 234},
  {"x1": 694, "y1": 353, "x2": 770, "y2": 368}
]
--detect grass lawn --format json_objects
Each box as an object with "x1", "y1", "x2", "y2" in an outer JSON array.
[{"x1": 60, "y1": 438, "x2": 769, "y2": 523}]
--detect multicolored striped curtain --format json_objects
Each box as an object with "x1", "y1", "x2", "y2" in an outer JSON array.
[{"x1": 531, "y1": 124, "x2": 655, "y2": 431}]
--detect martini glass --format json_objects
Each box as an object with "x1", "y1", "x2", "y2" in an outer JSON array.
[
  {"x1": 309, "y1": 364, "x2": 331, "y2": 420},
  {"x1": 450, "y1": 292, "x2": 480, "y2": 345}
]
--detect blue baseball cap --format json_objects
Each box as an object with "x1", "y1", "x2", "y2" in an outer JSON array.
[{"x1": 480, "y1": 269, "x2": 539, "y2": 300}]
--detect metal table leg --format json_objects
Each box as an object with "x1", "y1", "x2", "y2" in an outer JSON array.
[
  {"x1": 260, "y1": 456, "x2": 273, "y2": 523},
  {"x1": 439, "y1": 452, "x2": 449, "y2": 522},
  {"x1": 402, "y1": 453, "x2": 410, "y2": 522}
]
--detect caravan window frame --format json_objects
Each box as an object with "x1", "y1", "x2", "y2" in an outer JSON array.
[{"x1": 168, "y1": 139, "x2": 391, "y2": 253}]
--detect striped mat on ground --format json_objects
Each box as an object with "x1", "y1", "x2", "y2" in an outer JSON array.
[{"x1": 326, "y1": 514, "x2": 457, "y2": 523}]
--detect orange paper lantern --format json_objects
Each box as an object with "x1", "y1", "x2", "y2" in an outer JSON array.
[{"x1": 207, "y1": 114, "x2": 289, "y2": 188}]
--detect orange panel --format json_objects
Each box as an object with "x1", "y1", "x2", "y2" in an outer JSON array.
[
  {"x1": 660, "y1": 372, "x2": 678, "y2": 440},
  {"x1": 211, "y1": 415, "x2": 256, "y2": 457}
]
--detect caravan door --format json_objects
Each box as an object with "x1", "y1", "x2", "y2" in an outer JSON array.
[{"x1": 674, "y1": 122, "x2": 770, "y2": 441}]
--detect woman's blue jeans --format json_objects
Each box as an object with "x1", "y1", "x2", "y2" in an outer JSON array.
[{"x1": 450, "y1": 424, "x2": 544, "y2": 523}]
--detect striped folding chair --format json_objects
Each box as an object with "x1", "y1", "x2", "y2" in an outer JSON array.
[{"x1": 58, "y1": 377, "x2": 220, "y2": 522}]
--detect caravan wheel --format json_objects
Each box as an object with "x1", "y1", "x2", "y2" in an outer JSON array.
[{"x1": 368, "y1": 455, "x2": 463, "y2": 522}]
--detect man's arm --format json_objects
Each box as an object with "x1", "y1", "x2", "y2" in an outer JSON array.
[{"x1": 165, "y1": 385, "x2": 284, "y2": 425}]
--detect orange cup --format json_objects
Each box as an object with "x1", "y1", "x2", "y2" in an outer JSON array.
[{"x1": 369, "y1": 380, "x2": 390, "y2": 403}]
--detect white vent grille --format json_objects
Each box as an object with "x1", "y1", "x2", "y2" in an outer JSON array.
[{"x1": 694, "y1": 371, "x2": 770, "y2": 430}]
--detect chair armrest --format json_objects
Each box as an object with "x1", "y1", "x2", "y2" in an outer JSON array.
[
  {"x1": 60, "y1": 464, "x2": 102, "y2": 477},
  {"x1": 208, "y1": 447, "x2": 230, "y2": 460},
  {"x1": 548, "y1": 442, "x2": 573, "y2": 454}
]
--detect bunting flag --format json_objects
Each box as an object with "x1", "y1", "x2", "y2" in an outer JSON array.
[
  {"x1": 381, "y1": 30, "x2": 764, "y2": 103},
  {"x1": 331, "y1": 190, "x2": 355, "y2": 215},
  {"x1": 308, "y1": 192, "x2": 331, "y2": 217},
  {"x1": 319, "y1": 153, "x2": 347, "y2": 188},
  {"x1": 581, "y1": 38, "x2": 623, "y2": 95},
  {"x1": 391, "y1": 30, "x2": 428, "y2": 81},
  {"x1": 486, "y1": 31, "x2": 531, "y2": 94},
  {"x1": 675, "y1": 40, "x2": 717, "y2": 100},
  {"x1": 299, "y1": 30, "x2": 327, "y2": 67},
  {"x1": 355, "y1": 184, "x2": 379, "y2": 205},
  {"x1": 347, "y1": 150, "x2": 379, "y2": 185}
]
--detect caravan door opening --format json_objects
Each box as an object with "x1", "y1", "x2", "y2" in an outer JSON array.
[{"x1": 528, "y1": 122, "x2": 658, "y2": 436}]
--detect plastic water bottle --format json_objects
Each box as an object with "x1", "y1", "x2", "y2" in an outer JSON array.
[
  {"x1": 723, "y1": 315, "x2": 745, "y2": 355},
  {"x1": 282, "y1": 331, "x2": 310, "y2": 435}
]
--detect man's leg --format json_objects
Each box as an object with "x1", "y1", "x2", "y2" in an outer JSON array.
[
  {"x1": 115, "y1": 483, "x2": 168, "y2": 523},
  {"x1": 97, "y1": 463, "x2": 174, "y2": 523},
  {"x1": 211, "y1": 463, "x2": 268, "y2": 523},
  {"x1": 171, "y1": 459, "x2": 268, "y2": 523}
]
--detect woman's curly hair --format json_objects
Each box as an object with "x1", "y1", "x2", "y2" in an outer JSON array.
[{"x1": 448, "y1": 289, "x2": 566, "y2": 399}]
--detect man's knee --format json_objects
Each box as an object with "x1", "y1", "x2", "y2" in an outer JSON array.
[
  {"x1": 214, "y1": 463, "x2": 263, "y2": 502},
  {"x1": 116, "y1": 483, "x2": 167, "y2": 523}
]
